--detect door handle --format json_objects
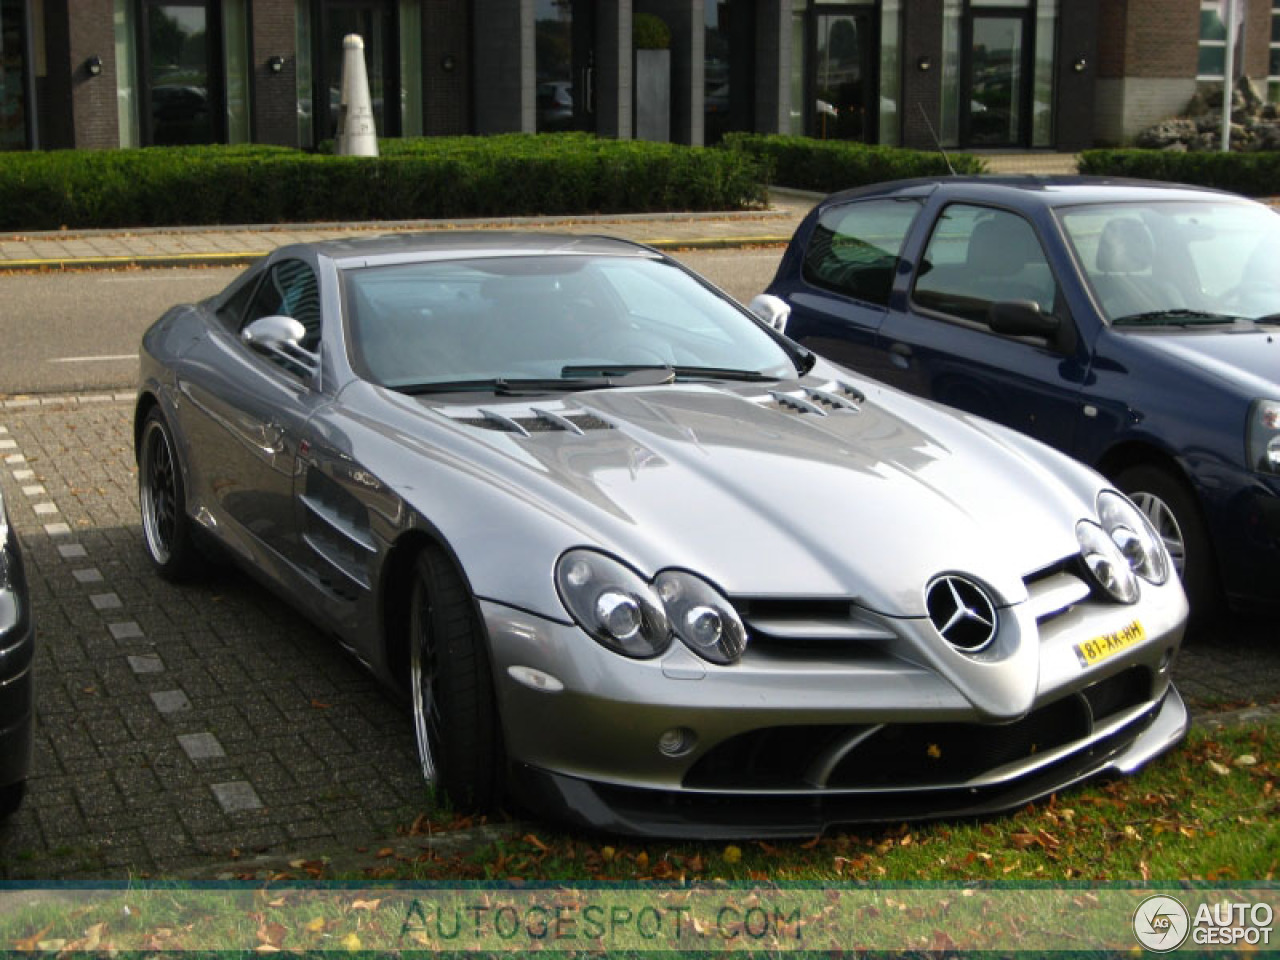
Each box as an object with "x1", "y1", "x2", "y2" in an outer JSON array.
[{"x1": 889, "y1": 342, "x2": 913, "y2": 369}]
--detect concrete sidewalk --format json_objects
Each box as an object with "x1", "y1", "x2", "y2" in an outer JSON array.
[{"x1": 0, "y1": 152, "x2": 1083, "y2": 271}]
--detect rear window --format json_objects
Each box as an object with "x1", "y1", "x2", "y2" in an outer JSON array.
[{"x1": 803, "y1": 198, "x2": 923, "y2": 307}]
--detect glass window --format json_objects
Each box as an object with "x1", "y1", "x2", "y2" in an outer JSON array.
[
  {"x1": 1198, "y1": 0, "x2": 1232, "y2": 80},
  {"x1": 1032, "y1": 0, "x2": 1057, "y2": 147},
  {"x1": 0, "y1": 0, "x2": 29, "y2": 150},
  {"x1": 1270, "y1": 0, "x2": 1280, "y2": 102},
  {"x1": 802, "y1": 197, "x2": 923, "y2": 307},
  {"x1": 399, "y1": 0, "x2": 422, "y2": 136},
  {"x1": 879, "y1": 0, "x2": 901, "y2": 145},
  {"x1": 789, "y1": 8, "x2": 805, "y2": 135},
  {"x1": 914, "y1": 205, "x2": 1058, "y2": 324},
  {"x1": 940, "y1": 0, "x2": 962, "y2": 146},
  {"x1": 1058, "y1": 199, "x2": 1280, "y2": 323},
  {"x1": 343, "y1": 256, "x2": 797, "y2": 389},
  {"x1": 535, "y1": 0, "x2": 573, "y2": 132},
  {"x1": 296, "y1": 0, "x2": 312, "y2": 145},
  {"x1": 146, "y1": 2, "x2": 217, "y2": 145},
  {"x1": 245, "y1": 259, "x2": 322, "y2": 352},
  {"x1": 223, "y1": 0, "x2": 250, "y2": 144},
  {"x1": 114, "y1": 0, "x2": 141, "y2": 147}
]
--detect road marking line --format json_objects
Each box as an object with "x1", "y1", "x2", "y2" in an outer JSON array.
[{"x1": 48, "y1": 354, "x2": 137, "y2": 364}]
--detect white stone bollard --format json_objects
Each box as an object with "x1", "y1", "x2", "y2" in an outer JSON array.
[{"x1": 335, "y1": 34, "x2": 378, "y2": 157}]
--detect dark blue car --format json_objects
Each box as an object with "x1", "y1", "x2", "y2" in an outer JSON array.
[{"x1": 766, "y1": 177, "x2": 1280, "y2": 618}]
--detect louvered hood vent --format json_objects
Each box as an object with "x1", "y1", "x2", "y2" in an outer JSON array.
[
  {"x1": 448, "y1": 407, "x2": 613, "y2": 436},
  {"x1": 763, "y1": 380, "x2": 864, "y2": 417}
]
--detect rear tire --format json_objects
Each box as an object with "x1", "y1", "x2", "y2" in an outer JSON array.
[
  {"x1": 138, "y1": 409, "x2": 202, "y2": 582},
  {"x1": 1114, "y1": 464, "x2": 1218, "y2": 622},
  {"x1": 408, "y1": 545, "x2": 503, "y2": 810}
]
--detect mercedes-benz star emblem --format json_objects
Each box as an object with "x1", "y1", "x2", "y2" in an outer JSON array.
[{"x1": 926, "y1": 576, "x2": 997, "y2": 652}]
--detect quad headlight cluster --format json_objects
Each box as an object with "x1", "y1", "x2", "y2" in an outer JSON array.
[
  {"x1": 556, "y1": 550, "x2": 747, "y2": 664},
  {"x1": 1076, "y1": 491, "x2": 1170, "y2": 603}
]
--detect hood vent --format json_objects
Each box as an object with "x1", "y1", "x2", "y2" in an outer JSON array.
[
  {"x1": 451, "y1": 408, "x2": 613, "y2": 436},
  {"x1": 766, "y1": 381, "x2": 864, "y2": 417}
]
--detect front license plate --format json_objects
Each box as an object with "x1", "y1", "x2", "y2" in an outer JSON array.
[{"x1": 1075, "y1": 620, "x2": 1145, "y2": 668}]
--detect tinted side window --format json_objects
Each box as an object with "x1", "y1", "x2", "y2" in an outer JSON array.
[
  {"x1": 243, "y1": 259, "x2": 322, "y2": 350},
  {"x1": 913, "y1": 205, "x2": 1059, "y2": 324},
  {"x1": 803, "y1": 198, "x2": 923, "y2": 307},
  {"x1": 215, "y1": 272, "x2": 260, "y2": 330}
]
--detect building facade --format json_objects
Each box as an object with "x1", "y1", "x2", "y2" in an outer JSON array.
[{"x1": 0, "y1": 0, "x2": 1263, "y2": 154}]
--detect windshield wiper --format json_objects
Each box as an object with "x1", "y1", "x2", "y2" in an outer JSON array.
[
  {"x1": 1112, "y1": 309, "x2": 1242, "y2": 327},
  {"x1": 560, "y1": 363, "x2": 781, "y2": 383},
  {"x1": 396, "y1": 377, "x2": 611, "y2": 396}
]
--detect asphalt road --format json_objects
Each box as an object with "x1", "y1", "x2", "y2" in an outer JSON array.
[{"x1": 0, "y1": 249, "x2": 785, "y2": 395}]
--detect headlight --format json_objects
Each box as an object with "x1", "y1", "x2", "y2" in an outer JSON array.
[
  {"x1": 555, "y1": 551, "x2": 749, "y2": 664},
  {"x1": 1077, "y1": 520, "x2": 1139, "y2": 603},
  {"x1": 555, "y1": 550, "x2": 670, "y2": 658},
  {"x1": 655, "y1": 570, "x2": 747, "y2": 665},
  {"x1": 1098, "y1": 490, "x2": 1169, "y2": 585},
  {"x1": 1247, "y1": 399, "x2": 1280, "y2": 475}
]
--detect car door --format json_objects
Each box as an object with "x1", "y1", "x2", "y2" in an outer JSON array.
[
  {"x1": 177, "y1": 257, "x2": 329, "y2": 573},
  {"x1": 777, "y1": 196, "x2": 925, "y2": 383},
  {"x1": 876, "y1": 201, "x2": 1091, "y2": 452}
]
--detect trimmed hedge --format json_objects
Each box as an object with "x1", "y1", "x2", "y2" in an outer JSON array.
[
  {"x1": 1078, "y1": 148, "x2": 1280, "y2": 195},
  {"x1": 0, "y1": 135, "x2": 767, "y2": 231},
  {"x1": 721, "y1": 133, "x2": 986, "y2": 193}
]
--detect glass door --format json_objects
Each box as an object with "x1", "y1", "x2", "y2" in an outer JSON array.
[
  {"x1": 535, "y1": 0, "x2": 595, "y2": 133},
  {"x1": 810, "y1": 8, "x2": 875, "y2": 141},
  {"x1": 0, "y1": 0, "x2": 31, "y2": 149},
  {"x1": 964, "y1": 11, "x2": 1029, "y2": 147},
  {"x1": 140, "y1": 0, "x2": 221, "y2": 145},
  {"x1": 315, "y1": 0, "x2": 398, "y2": 143}
]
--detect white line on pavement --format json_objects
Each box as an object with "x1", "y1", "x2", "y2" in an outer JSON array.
[{"x1": 48, "y1": 354, "x2": 137, "y2": 363}]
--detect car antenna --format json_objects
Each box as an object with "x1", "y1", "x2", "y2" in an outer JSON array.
[{"x1": 918, "y1": 104, "x2": 957, "y2": 176}]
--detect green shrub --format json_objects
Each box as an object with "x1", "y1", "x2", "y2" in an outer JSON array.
[
  {"x1": 721, "y1": 133, "x2": 986, "y2": 193},
  {"x1": 1078, "y1": 148, "x2": 1280, "y2": 195},
  {"x1": 0, "y1": 136, "x2": 766, "y2": 230},
  {"x1": 633, "y1": 13, "x2": 671, "y2": 50}
]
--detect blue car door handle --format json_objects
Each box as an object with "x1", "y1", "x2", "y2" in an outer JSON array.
[{"x1": 889, "y1": 342, "x2": 913, "y2": 368}]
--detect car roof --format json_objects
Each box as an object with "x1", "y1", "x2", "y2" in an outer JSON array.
[
  {"x1": 299, "y1": 231, "x2": 659, "y2": 268},
  {"x1": 818, "y1": 175, "x2": 1247, "y2": 211}
]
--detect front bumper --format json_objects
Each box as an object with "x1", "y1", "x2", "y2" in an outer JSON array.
[
  {"x1": 480, "y1": 573, "x2": 1188, "y2": 836},
  {"x1": 509, "y1": 686, "x2": 1188, "y2": 839}
]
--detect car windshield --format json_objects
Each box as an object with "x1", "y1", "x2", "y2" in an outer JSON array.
[
  {"x1": 342, "y1": 254, "x2": 800, "y2": 391},
  {"x1": 1057, "y1": 199, "x2": 1280, "y2": 326}
]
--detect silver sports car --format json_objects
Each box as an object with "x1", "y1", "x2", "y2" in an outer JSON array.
[{"x1": 136, "y1": 233, "x2": 1189, "y2": 838}]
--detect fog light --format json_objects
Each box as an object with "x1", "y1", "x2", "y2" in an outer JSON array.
[{"x1": 658, "y1": 727, "x2": 696, "y2": 757}]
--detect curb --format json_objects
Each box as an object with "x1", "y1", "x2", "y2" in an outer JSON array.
[{"x1": 0, "y1": 235, "x2": 792, "y2": 273}]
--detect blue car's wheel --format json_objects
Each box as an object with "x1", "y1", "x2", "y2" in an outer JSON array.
[
  {"x1": 1116, "y1": 464, "x2": 1218, "y2": 622},
  {"x1": 409, "y1": 545, "x2": 503, "y2": 810}
]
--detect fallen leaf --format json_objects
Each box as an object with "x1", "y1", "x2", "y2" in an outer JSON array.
[
  {"x1": 523, "y1": 834, "x2": 550, "y2": 852},
  {"x1": 304, "y1": 917, "x2": 326, "y2": 934},
  {"x1": 723, "y1": 845, "x2": 742, "y2": 864},
  {"x1": 1233, "y1": 754, "x2": 1258, "y2": 767},
  {"x1": 12, "y1": 924, "x2": 53, "y2": 952},
  {"x1": 342, "y1": 932, "x2": 362, "y2": 951},
  {"x1": 310, "y1": 699, "x2": 331, "y2": 709},
  {"x1": 1139, "y1": 860, "x2": 1151, "y2": 881},
  {"x1": 600, "y1": 846, "x2": 616, "y2": 862},
  {"x1": 1208, "y1": 760, "x2": 1231, "y2": 776},
  {"x1": 375, "y1": 847, "x2": 394, "y2": 859},
  {"x1": 352, "y1": 899, "x2": 381, "y2": 912}
]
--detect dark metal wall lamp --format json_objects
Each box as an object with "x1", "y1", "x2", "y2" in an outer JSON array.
[
  {"x1": 1073, "y1": 57, "x2": 1088, "y2": 73},
  {"x1": 85, "y1": 55, "x2": 102, "y2": 77},
  {"x1": 267, "y1": 55, "x2": 286, "y2": 74},
  {"x1": 916, "y1": 55, "x2": 932, "y2": 72}
]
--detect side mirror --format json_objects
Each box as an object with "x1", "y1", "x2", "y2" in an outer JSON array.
[
  {"x1": 242, "y1": 314, "x2": 307, "y2": 349},
  {"x1": 241, "y1": 315, "x2": 320, "y2": 378},
  {"x1": 988, "y1": 300, "x2": 1077, "y2": 354},
  {"x1": 749, "y1": 294, "x2": 791, "y2": 333}
]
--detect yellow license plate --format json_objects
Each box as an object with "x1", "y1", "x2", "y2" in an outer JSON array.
[{"x1": 1075, "y1": 620, "x2": 1146, "y2": 668}]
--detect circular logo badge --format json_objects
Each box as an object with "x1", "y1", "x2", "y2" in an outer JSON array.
[{"x1": 1132, "y1": 894, "x2": 1190, "y2": 953}]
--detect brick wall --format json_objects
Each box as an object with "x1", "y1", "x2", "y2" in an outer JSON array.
[
  {"x1": 900, "y1": 0, "x2": 941, "y2": 149},
  {"x1": 251, "y1": 0, "x2": 297, "y2": 147},
  {"x1": 1056, "y1": 0, "x2": 1100, "y2": 151},
  {"x1": 65, "y1": 0, "x2": 117, "y2": 148},
  {"x1": 423, "y1": 0, "x2": 471, "y2": 133},
  {"x1": 1116, "y1": 0, "x2": 1199, "y2": 79}
]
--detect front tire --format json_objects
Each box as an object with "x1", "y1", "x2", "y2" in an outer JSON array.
[
  {"x1": 138, "y1": 409, "x2": 201, "y2": 582},
  {"x1": 408, "y1": 546, "x2": 503, "y2": 810},
  {"x1": 1114, "y1": 464, "x2": 1218, "y2": 620}
]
